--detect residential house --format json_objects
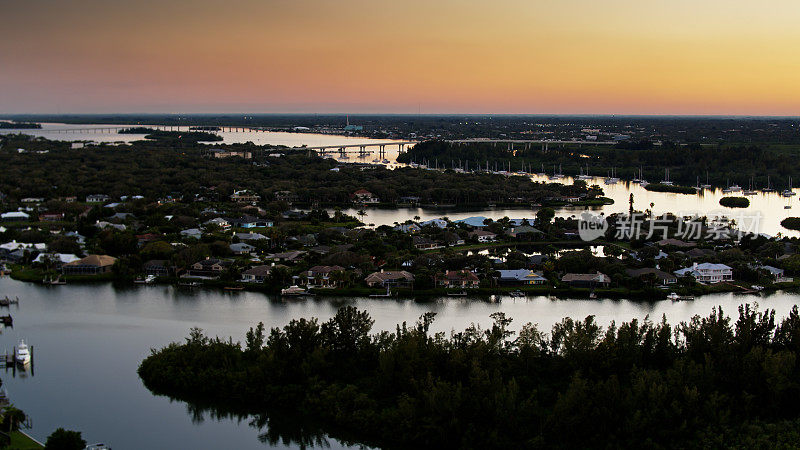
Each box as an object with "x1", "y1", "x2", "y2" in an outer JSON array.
[
  {"x1": 230, "y1": 242, "x2": 256, "y2": 255},
  {"x1": 455, "y1": 216, "x2": 489, "y2": 228},
  {"x1": 231, "y1": 216, "x2": 273, "y2": 228},
  {"x1": 39, "y1": 212, "x2": 65, "y2": 222},
  {"x1": 188, "y1": 258, "x2": 231, "y2": 277},
  {"x1": 241, "y1": 265, "x2": 273, "y2": 283},
  {"x1": 86, "y1": 194, "x2": 110, "y2": 203},
  {"x1": 498, "y1": 269, "x2": 547, "y2": 286},
  {"x1": 1, "y1": 212, "x2": 30, "y2": 221},
  {"x1": 62, "y1": 254, "x2": 117, "y2": 275},
  {"x1": 420, "y1": 218, "x2": 448, "y2": 229},
  {"x1": 625, "y1": 268, "x2": 678, "y2": 285},
  {"x1": 204, "y1": 217, "x2": 231, "y2": 230},
  {"x1": 758, "y1": 265, "x2": 793, "y2": 283},
  {"x1": 436, "y1": 270, "x2": 480, "y2": 288},
  {"x1": 234, "y1": 232, "x2": 268, "y2": 242},
  {"x1": 352, "y1": 189, "x2": 379, "y2": 204},
  {"x1": 508, "y1": 225, "x2": 543, "y2": 238},
  {"x1": 230, "y1": 190, "x2": 261, "y2": 203},
  {"x1": 413, "y1": 236, "x2": 441, "y2": 250},
  {"x1": 394, "y1": 223, "x2": 421, "y2": 234},
  {"x1": 561, "y1": 272, "x2": 611, "y2": 288},
  {"x1": 674, "y1": 263, "x2": 733, "y2": 283},
  {"x1": 143, "y1": 260, "x2": 173, "y2": 277},
  {"x1": 265, "y1": 250, "x2": 306, "y2": 264},
  {"x1": 469, "y1": 230, "x2": 497, "y2": 243},
  {"x1": 364, "y1": 270, "x2": 415, "y2": 288},
  {"x1": 180, "y1": 228, "x2": 203, "y2": 239},
  {"x1": 306, "y1": 265, "x2": 346, "y2": 287},
  {"x1": 32, "y1": 253, "x2": 80, "y2": 267}
]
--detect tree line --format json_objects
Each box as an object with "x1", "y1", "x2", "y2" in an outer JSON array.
[{"x1": 140, "y1": 304, "x2": 800, "y2": 448}]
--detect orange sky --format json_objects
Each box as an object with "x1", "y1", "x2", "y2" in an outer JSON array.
[{"x1": 1, "y1": 0, "x2": 799, "y2": 114}]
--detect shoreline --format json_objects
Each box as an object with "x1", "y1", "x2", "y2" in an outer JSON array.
[{"x1": 7, "y1": 269, "x2": 798, "y2": 301}]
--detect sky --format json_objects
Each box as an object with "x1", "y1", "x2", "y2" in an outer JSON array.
[{"x1": 1, "y1": 0, "x2": 799, "y2": 115}]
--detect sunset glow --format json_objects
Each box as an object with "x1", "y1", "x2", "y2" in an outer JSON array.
[{"x1": 2, "y1": 0, "x2": 799, "y2": 114}]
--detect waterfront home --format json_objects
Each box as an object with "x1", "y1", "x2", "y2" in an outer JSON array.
[
  {"x1": 230, "y1": 242, "x2": 256, "y2": 255},
  {"x1": 455, "y1": 216, "x2": 489, "y2": 228},
  {"x1": 352, "y1": 189, "x2": 379, "y2": 204},
  {"x1": 62, "y1": 254, "x2": 117, "y2": 275},
  {"x1": 1, "y1": 211, "x2": 30, "y2": 221},
  {"x1": 561, "y1": 272, "x2": 611, "y2": 288},
  {"x1": 394, "y1": 223, "x2": 421, "y2": 234},
  {"x1": 420, "y1": 218, "x2": 448, "y2": 229},
  {"x1": 674, "y1": 262, "x2": 732, "y2": 283},
  {"x1": 758, "y1": 265, "x2": 793, "y2": 283},
  {"x1": 498, "y1": 269, "x2": 547, "y2": 286},
  {"x1": 188, "y1": 258, "x2": 231, "y2": 277},
  {"x1": 180, "y1": 228, "x2": 203, "y2": 239},
  {"x1": 437, "y1": 270, "x2": 480, "y2": 288},
  {"x1": 469, "y1": 230, "x2": 497, "y2": 243},
  {"x1": 86, "y1": 194, "x2": 110, "y2": 203},
  {"x1": 625, "y1": 268, "x2": 677, "y2": 285},
  {"x1": 508, "y1": 225, "x2": 543, "y2": 238},
  {"x1": 364, "y1": 270, "x2": 415, "y2": 288},
  {"x1": 443, "y1": 232, "x2": 465, "y2": 246},
  {"x1": 143, "y1": 260, "x2": 173, "y2": 277},
  {"x1": 0, "y1": 241, "x2": 46, "y2": 253},
  {"x1": 241, "y1": 265, "x2": 274, "y2": 283},
  {"x1": 306, "y1": 265, "x2": 346, "y2": 287},
  {"x1": 32, "y1": 253, "x2": 80, "y2": 267}
]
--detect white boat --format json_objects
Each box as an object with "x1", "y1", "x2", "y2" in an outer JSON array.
[
  {"x1": 660, "y1": 168, "x2": 673, "y2": 185},
  {"x1": 16, "y1": 339, "x2": 30, "y2": 366},
  {"x1": 371, "y1": 158, "x2": 380, "y2": 163},
  {"x1": 381, "y1": 159, "x2": 390, "y2": 164},
  {"x1": 281, "y1": 285, "x2": 311, "y2": 296},
  {"x1": 728, "y1": 184, "x2": 742, "y2": 192},
  {"x1": 145, "y1": 274, "x2": 156, "y2": 284}
]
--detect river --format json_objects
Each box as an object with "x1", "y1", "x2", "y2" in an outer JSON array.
[
  {"x1": 4, "y1": 123, "x2": 799, "y2": 237},
  {"x1": 0, "y1": 276, "x2": 797, "y2": 449}
]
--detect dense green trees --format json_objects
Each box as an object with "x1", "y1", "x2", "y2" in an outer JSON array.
[
  {"x1": 399, "y1": 140, "x2": 800, "y2": 188},
  {"x1": 0, "y1": 135, "x2": 584, "y2": 207},
  {"x1": 140, "y1": 304, "x2": 800, "y2": 448},
  {"x1": 720, "y1": 196, "x2": 750, "y2": 208}
]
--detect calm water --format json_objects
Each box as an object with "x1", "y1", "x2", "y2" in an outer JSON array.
[
  {"x1": 0, "y1": 277, "x2": 798, "y2": 449},
  {"x1": 5, "y1": 123, "x2": 799, "y2": 237},
  {"x1": 0, "y1": 122, "x2": 412, "y2": 164},
  {"x1": 341, "y1": 174, "x2": 800, "y2": 238}
]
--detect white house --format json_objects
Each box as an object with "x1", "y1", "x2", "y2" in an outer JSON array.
[
  {"x1": 674, "y1": 262, "x2": 732, "y2": 283},
  {"x1": 1, "y1": 211, "x2": 30, "y2": 221}
]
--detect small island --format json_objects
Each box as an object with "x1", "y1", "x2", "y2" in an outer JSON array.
[
  {"x1": 0, "y1": 121, "x2": 41, "y2": 129},
  {"x1": 719, "y1": 196, "x2": 750, "y2": 208},
  {"x1": 139, "y1": 304, "x2": 800, "y2": 448}
]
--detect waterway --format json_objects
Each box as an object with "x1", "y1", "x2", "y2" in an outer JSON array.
[{"x1": 0, "y1": 277, "x2": 797, "y2": 449}]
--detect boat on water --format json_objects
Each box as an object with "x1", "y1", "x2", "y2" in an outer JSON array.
[
  {"x1": 43, "y1": 276, "x2": 66, "y2": 285},
  {"x1": 728, "y1": 184, "x2": 742, "y2": 192},
  {"x1": 667, "y1": 292, "x2": 694, "y2": 302},
  {"x1": 660, "y1": 168, "x2": 673, "y2": 185},
  {"x1": 508, "y1": 290, "x2": 525, "y2": 298},
  {"x1": 785, "y1": 205, "x2": 792, "y2": 209},
  {"x1": 280, "y1": 285, "x2": 312, "y2": 296},
  {"x1": 549, "y1": 164, "x2": 564, "y2": 180},
  {"x1": 381, "y1": 159, "x2": 390, "y2": 164},
  {"x1": 0, "y1": 296, "x2": 19, "y2": 307},
  {"x1": 15, "y1": 339, "x2": 30, "y2": 366},
  {"x1": 223, "y1": 286, "x2": 244, "y2": 291},
  {"x1": 371, "y1": 158, "x2": 380, "y2": 163},
  {"x1": 446, "y1": 291, "x2": 468, "y2": 297},
  {"x1": 178, "y1": 281, "x2": 200, "y2": 287},
  {"x1": 604, "y1": 167, "x2": 619, "y2": 184}
]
